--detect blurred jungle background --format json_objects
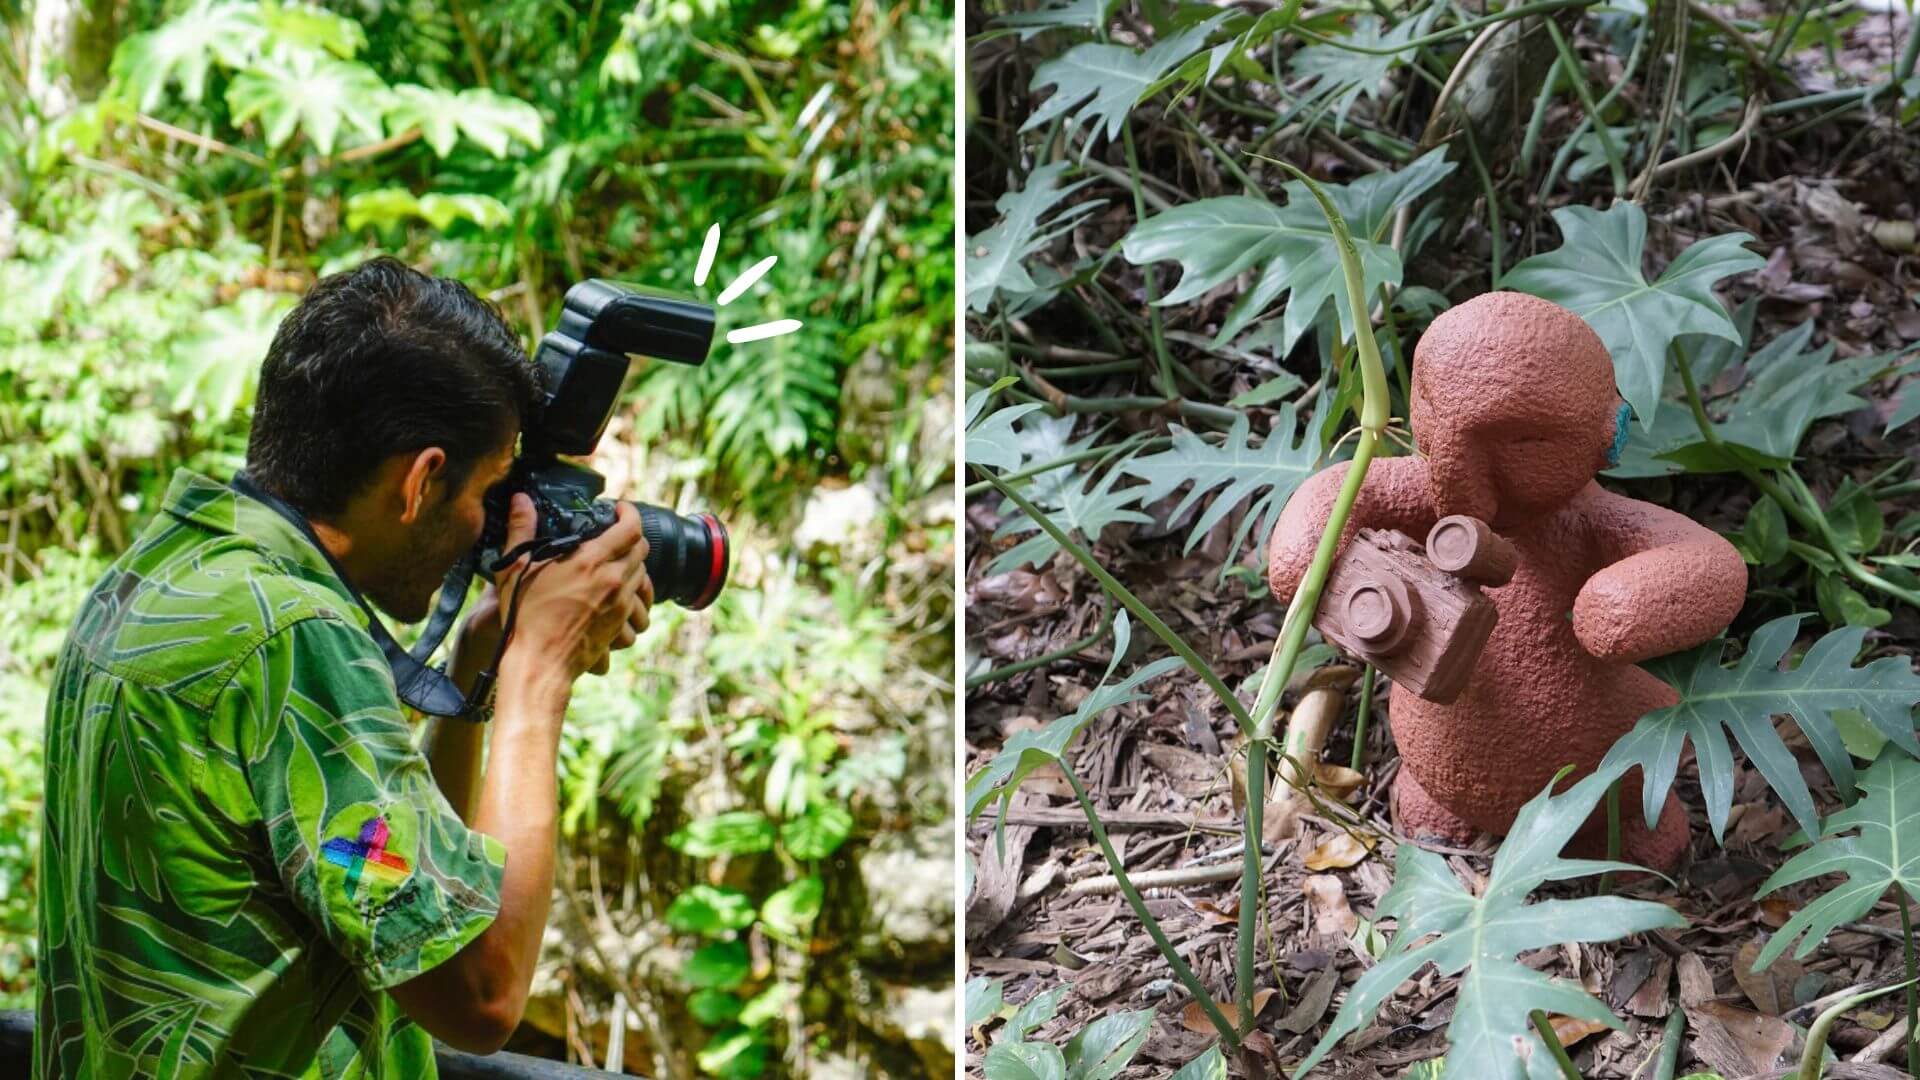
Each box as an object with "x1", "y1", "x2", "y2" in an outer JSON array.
[{"x1": 0, "y1": 0, "x2": 954, "y2": 1076}]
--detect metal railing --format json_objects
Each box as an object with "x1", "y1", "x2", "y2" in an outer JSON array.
[{"x1": 0, "y1": 1011, "x2": 631, "y2": 1078}]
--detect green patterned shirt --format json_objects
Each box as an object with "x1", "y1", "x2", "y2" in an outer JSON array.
[{"x1": 35, "y1": 469, "x2": 507, "y2": 1079}]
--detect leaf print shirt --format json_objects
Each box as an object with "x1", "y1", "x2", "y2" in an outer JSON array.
[{"x1": 35, "y1": 469, "x2": 507, "y2": 1079}]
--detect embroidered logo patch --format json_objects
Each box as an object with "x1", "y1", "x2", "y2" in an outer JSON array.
[{"x1": 321, "y1": 816, "x2": 412, "y2": 899}]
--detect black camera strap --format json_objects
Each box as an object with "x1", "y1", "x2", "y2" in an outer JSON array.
[{"x1": 231, "y1": 472, "x2": 478, "y2": 717}]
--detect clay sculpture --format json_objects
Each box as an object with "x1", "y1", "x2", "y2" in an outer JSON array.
[{"x1": 1267, "y1": 291, "x2": 1748, "y2": 871}]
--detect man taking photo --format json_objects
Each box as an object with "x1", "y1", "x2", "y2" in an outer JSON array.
[{"x1": 35, "y1": 257, "x2": 652, "y2": 1077}]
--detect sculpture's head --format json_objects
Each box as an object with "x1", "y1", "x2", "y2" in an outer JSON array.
[{"x1": 1410, "y1": 291, "x2": 1620, "y2": 529}]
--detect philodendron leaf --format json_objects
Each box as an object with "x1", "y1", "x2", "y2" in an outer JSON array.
[
  {"x1": 1613, "y1": 319, "x2": 1890, "y2": 477},
  {"x1": 990, "y1": 461, "x2": 1147, "y2": 573},
  {"x1": 982, "y1": 1041, "x2": 1067, "y2": 1080},
  {"x1": 966, "y1": 977, "x2": 1006, "y2": 1027},
  {"x1": 966, "y1": 162, "x2": 1104, "y2": 314},
  {"x1": 226, "y1": 53, "x2": 389, "y2": 154},
  {"x1": 965, "y1": 402, "x2": 1046, "y2": 473},
  {"x1": 1061, "y1": 1009, "x2": 1153, "y2": 1080},
  {"x1": 1751, "y1": 753, "x2": 1920, "y2": 972},
  {"x1": 1502, "y1": 202, "x2": 1764, "y2": 432},
  {"x1": 1169, "y1": 1046, "x2": 1227, "y2": 1080},
  {"x1": 1296, "y1": 763, "x2": 1687, "y2": 1080},
  {"x1": 998, "y1": 0, "x2": 1113, "y2": 38},
  {"x1": 1121, "y1": 148, "x2": 1454, "y2": 351},
  {"x1": 384, "y1": 84, "x2": 544, "y2": 157},
  {"x1": 1021, "y1": 13, "x2": 1231, "y2": 148},
  {"x1": 1600, "y1": 614, "x2": 1920, "y2": 845},
  {"x1": 1118, "y1": 395, "x2": 1327, "y2": 565},
  {"x1": 110, "y1": 0, "x2": 267, "y2": 111},
  {"x1": 1290, "y1": 7, "x2": 1439, "y2": 131},
  {"x1": 966, "y1": 614, "x2": 1184, "y2": 854}
]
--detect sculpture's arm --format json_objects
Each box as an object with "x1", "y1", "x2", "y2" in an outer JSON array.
[
  {"x1": 1266, "y1": 455, "x2": 1437, "y2": 603},
  {"x1": 1572, "y1": 490, "x2": 1748, "y2": 664}
]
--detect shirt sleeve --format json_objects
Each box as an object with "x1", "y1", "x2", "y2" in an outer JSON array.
[{"x1": 221, "y1": 612, "x2": 507, "y2": 992}]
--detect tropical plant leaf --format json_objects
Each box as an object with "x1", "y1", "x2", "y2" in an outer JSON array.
[
  {"x1": 686, "y1": 940, "x2": 751, "y2": 990},
  {"x1": 1600, "y1": 614, "x2": 1920, "y2": 844},
  {"x1": 966, "y1": 614, "x2": 1184, "y2": 853},
  {"x1": 1502, "y1": 203, "x2": 1764, "y2": 431},
  {"x1": 384, "y1": 84, "x2": 544, "y2": 157},
  {"x1": 997, "y1": 0, "x2": 1112, "y2": 38},
  {"x1": 1296, "y1": 763, "x2": 1687, "y2": 1080},
  {"x1": 1117, "y1": 395, "x2": 1325, "y2": 564},
  {"x1": 759, "y1": 876, "x2": 823, "y2": 938},
  {"x1": 1615, "y1": 320, "x2": 1890, "y2": 476},
  {"x1": 966, "y1": 402, "x2": 1046, "y2": 473},
  {"x1": 1020, "y1": 13, "x2": 1231, "y2": 147},
  {"x1": 167, "y1": 289, "x2": 295, "y2": 422},
  {"x1": 982, "y1": 1041, "x2": 1067, "y2": 1080},
  {"x1": 780, "y1": 803, "x2": 852, "y2": 859},
  {"x1": 1290, "y1": 8, "x2": 1439, "y2": 131},
  {"x1": 966, "y1": 977, "x2": 1006, "y2": 1027},
  {"x1": 1751, "y1": 753, "x2": 1920, "y2": 972},
  {"x1": 989, "y1": 459, "x2": 1147, "y2": 573},
  {"x1": 110, "y1": 0, "x2": 266, "y2": 111},
  {"x1": 1169, "y1": 1046, "x2": 1227, "y2": 1080},
  {"x1": 1000, "y1": 985, "x2": 1068, "y2": 1045},
  {"x1": 1062, "y1": 1010, "x2": 1153, "y2": 1080},
  {"x1": 666, "y1": 884, "x2": 758, "y2": 936},
  {"x1": 670, "y1": 811, "x2": 778, "y2": 857},
  {"x1": 1121, "y1": 148, "x2": 1454, "y2": 350},
  {"x1": 966, "y1": 162, "x2": 1104, "y2": 314},
  {"x1": 345, "y1": 188, "x2": 512, "y2": 232},
  {"x1": 226, "y1": 53, "x2": 389, "y2": 154}
]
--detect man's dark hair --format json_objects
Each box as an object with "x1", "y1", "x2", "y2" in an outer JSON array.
[{"x1": 246, "y1": 257, "x2": 540, "y2": 516}]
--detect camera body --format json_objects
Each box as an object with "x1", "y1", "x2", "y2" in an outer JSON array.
[
  {"x1": 480, "y1": 279, "x2": 730, "y2": 610},
  {"x1": 1314, "y1": 516, "x2": 1515, "y2": 703}
]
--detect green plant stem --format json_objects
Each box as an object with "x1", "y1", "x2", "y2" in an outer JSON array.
[
  {"x1": 1063, "y1": 761, "x2": 1241, "y2": 1048},
  {"x1": 1531, "y1": 1010, "x2": 1582, "y2": 1080},
  {"x1": 1903, "y1": 900, "x2": 1919, "y2": 1078},
  {"x1": 1673, "y1": 348, "x2": 1920, "y2": 609},
  {"x1": 962, "y1": 435, "x2": 1169, "y2": 498},
  {"x1": 1543, "y1": 17, "x2": 1627, "y2": 198},
  {"x1": 1651, "y1": 1006, "x2": 1685, "y2": 1080},
  {"x1": 985, "y1": 477, "x2": 1255, "y2": 735},
  {"x1": 1238, "y1": 738, "x2": 1265, "y2": 1030},
  {"x1": 1539, "y1": 21, "x2": 1650, "y2": 199},
  {"x1": 1764, "y1": 0, "x2": 1816, "y2": 67},
  {"x1": 1121, "y1": 122, "x2": 1177, "y2": 400},
  {"x1": 1350, "y1": 665, "x2": 1375, "y2": 772},
  {"x1": 1798, "y1": 977, "x2": 1917, "y2": 1080},
  {"x1": 1290, "y1": 0, "x2": 1593, "y2": 55},
  {"x1": 1598, "y1": 777, "x2": 1622, "y2": 895},
  {"x1": 1231, "y1": 159, "x2": 1393, "y2": 1040},
  {"x1": 1518, "y1": 56, "x2": 1564, "y2": 175}
]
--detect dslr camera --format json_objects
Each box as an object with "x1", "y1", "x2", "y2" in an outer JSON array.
[
  {"x1": 479, "y1": 279, "x2": 731, "y2": 610},
  {"x1": 1314, "y1": 515, "x2": 1516, "y2": 704}
]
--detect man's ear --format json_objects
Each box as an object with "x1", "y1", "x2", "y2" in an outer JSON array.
[{"x1": 398, "y1": 447, "x2": 449, "y2": 525}]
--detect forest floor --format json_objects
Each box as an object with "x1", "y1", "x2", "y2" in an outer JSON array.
[{"x1": 965, "y1": 3, "x2": 1920, "y2": 1077}]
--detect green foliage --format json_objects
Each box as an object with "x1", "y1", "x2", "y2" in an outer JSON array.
[
  {"x1": 1169, "y1": 1046, "x2": 1227, "y2": 1080},
  {"x1": 1291, "y1": 8, "x2": 1438, "y2": 130},
  {"x1": 972, "y1": 978, "x2": 1155, "y2": 1080},
  {"x1": 1752, "y1": 753, "x2": 1920, "y2": 972},
  {"x1": 1118, "y1": 396, "x2": 1325, "y2": 563},
  {"x1": 1022, "y1": 13, "x2": 1230, "y2": 146},
  {"x1": 1121, "y1": 148, "x2": 1454, "y2": 350},
  {"x1": 966, "y1": 162, "x2": 1104, "y2": 314},
  {"x1": 1601, "y1": 615, "x2": 1920, "y2": 844},
  {"x1": 988, "y1": 461, "x2": 1149, "y2": 573},
  {"x1": 1502, "y1": 202, "x2": 1765, "y2": 430},
  {"x1": 1298, "y1": 764, "x2": 1687, "y2": 1079}
]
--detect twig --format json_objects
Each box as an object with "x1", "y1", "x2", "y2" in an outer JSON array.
[
  {"x1": 1631, "y1": 0, "x2": 1688, "y2": 203},
  {"x1": 1651, "y1": 97, "x2": 1762, "y2": 180},
  {"x1": 133, "y1": 113, "x2": 269, "y2": 167}
]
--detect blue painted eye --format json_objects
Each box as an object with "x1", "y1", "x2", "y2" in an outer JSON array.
[{"x1": 1605, "y1": 402, "x2": 1633, "y2": 467}]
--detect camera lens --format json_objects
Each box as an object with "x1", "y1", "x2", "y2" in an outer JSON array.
[{"x1": 634, "y1": 503, "x2": 729, "y2": 610}]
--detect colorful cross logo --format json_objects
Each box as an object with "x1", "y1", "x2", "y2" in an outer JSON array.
[{"x1": 320, "y1": 816, "x2": 411, "y2": 898}]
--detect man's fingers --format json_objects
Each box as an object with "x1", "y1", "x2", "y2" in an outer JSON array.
[
  {"x1": 590, "y1": 654, "x2": 610, "y2": 675},
  {"x1": 613, "y1": 626, "x2": 638, "y2": 651},
  {"x1": 506, "y1": 492, "x2": 538, "y2": 549}
]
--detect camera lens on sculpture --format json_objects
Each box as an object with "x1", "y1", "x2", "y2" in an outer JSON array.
[{"x1": 636, "y1": 504, "x2": 730, "y2": 610}]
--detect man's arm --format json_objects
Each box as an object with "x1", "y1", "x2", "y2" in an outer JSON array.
[
  {"x1": 389, "y1": 502, "x2": 651, "y2": 1053},
  {"x1": 425, "y1": 623, "x2": 496, "y2": 823}
]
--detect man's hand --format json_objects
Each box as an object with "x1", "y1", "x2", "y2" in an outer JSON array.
[{"x1": 497, "y1": 498, "x2": 653, "y2": 687}]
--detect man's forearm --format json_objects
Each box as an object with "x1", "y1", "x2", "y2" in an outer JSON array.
[{"x1": 426, "y1": 628, "x2": 497, "y2": 820}]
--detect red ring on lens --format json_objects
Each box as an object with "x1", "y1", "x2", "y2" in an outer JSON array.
[{"x1": 690, "y1": 514, "x2": 727, "y2": 610}]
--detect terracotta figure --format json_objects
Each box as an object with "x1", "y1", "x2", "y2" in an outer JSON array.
[{"x1": 1267, "y1": 291, "x2": 1747, "y2": 871}]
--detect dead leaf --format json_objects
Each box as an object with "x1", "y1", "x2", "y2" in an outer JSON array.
[
  {"x1": 1314, "y1": 764, "x2": 1366, "y2": 801},
  {"x1": 1304, "y1": 832, "x2": 1376, "y2": 871},
  {"x1": 1733, "y1": 939, "x2": 1803, "y2": 1015},
  {"x1": 1626, "y1": 954, "x2": 1674, "y2": 1018},
  {"x1": 1687, "y1": 1000, "x2": 1794, "y2": 1074},
  {"x1": 1190, "y1": 898, "x2": 1238, "y2": 927},
  {"x1": 1757, "y1": 897, "x2": 1799, "y2": 928},
  {"x1": 1545, "y1": 1014, "x2": 1609, "y2": 1047},
  {"x1": 1302, "y1": 874, "x2": 1359, "y2": 937},
  {"x1": 1277, "y1": 969, "x2": 1338, "y2": 1034},
  {"x1": 1872, "y1": 219, "x2": 1917, "y2": 253},
  {"x1": 1181, "y1": 988, "x2": 1277, "y2": 1034},
  {"x1": 1677, "y1": 951, "x2": 1716, "y2": 1007}
]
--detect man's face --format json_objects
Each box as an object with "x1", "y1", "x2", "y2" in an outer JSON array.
[{"x1": 367, "y1": 439, "x2": 516, "y2": 623}]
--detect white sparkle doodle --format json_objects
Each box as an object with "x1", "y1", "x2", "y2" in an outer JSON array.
[{"x1": 698, "y1": 224, "x2": 802, "y2": 345}]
